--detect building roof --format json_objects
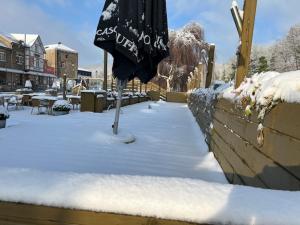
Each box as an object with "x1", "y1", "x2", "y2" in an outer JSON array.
[
  {"x1": 0, "y1": 33, "x2": 19, "y2": 48},
  {"x1": 0, "y1": 43, "x2": 8, "y2": 48},
  {"x1": 78, "y1": 67, "x2": 92, "y2": 72},
  {"x1": 10, "y1": 34, "x2": 39, "y2": 47},
  {"x1": 45, "y1": 43, "x2": 77, "y2": 53}
]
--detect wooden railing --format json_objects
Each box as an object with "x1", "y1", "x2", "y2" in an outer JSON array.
[{"x1": 111, "y1": 79, "x2": 167, "y2": 100}]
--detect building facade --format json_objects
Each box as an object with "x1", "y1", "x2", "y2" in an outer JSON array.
[
  {"x1": 45, "y1": 43, "x2": 78, "y2": 79},
  {"x1": 78, "y1": 68, "x2": 92, "y2": 79},
  {"x1": 0, "y1": 34, "x2": 56, "y2": 92}
]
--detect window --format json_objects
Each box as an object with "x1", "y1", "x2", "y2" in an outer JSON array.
[
  {"x1": 61, "y1": 62, "x2": 65, "y2": 68},
  {"x1": 0, "y1": 73, "x2": 6, "y2": 85},
  {"x1": 34, "y1": 55, "x2": 40, "y2": 68},
  {"x1": 39, "y1": 76, "x2": 43, "y2": 85},
  {"x1": 16, "y1": 54, "x2": 24, "y2": 65},
  {"x1": 0, "y1": 51, "x2": 6, "y2": 62}
]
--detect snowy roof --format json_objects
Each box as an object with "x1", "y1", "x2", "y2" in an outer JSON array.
[
  {"x1": 10, "y1": 34, "x2": 39, "y2": 47},
  {"x1": 0, "y1": 43, "x2": 8, "y2": 48},
  {"x1": 78, "y1": 67, "x2": 92, "y2": 72},
  {"x1": 45, "y1": 43, "x2": 77, "y2": 53},
  {"x1": 0, "y1": 33, "x2": 19, "y2": 46}
]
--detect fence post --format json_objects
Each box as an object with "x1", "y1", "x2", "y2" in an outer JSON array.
[
  {"x1": 235, "y1": 0, "x2": 257, "y2": 88},
  {"x1": 205, "y1": 44, "x2": 216, "y2": 88}
]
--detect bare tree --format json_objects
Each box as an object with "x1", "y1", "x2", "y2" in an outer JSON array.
[{"x1": 157, "y1": 22, "x2": 208, "y2": 92}]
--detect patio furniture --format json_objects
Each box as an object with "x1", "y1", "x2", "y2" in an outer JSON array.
[
  {"x1": 22, "y1": 95, "x2": 32, "y2": 106},
  {"x1": 68, "y1": 96, "x2": 81, "y2": 110},
  {"x1": 7, "y1": 95, "x2": 23, "y2": 111},
  {"x1": 95, "y1": 95, "x2": 105, "y2": 113},
  {"x1": 31, "y1": 96, "x2": 58, "y2": 114},
  {"x1": 106, "y1": 97, "x2": 116, "y2": 110},
  {"x1": 45, "y1": 89, "x2": 58, "y2": 97},
  {"x1": 15, "y1": 88, "x2": 33, "y2": 95},
  {"x1": 80, "y1": 90, "x2": 107, "y2": 113},
  {"x1": 47, "y1": 99, "x2": 56, "y2": 115},
  {"x1": 31, "y1": 99, "x2": 45, "y2": 114}
]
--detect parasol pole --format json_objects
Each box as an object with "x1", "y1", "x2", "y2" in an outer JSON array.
[{"x1": 113, "y1": 78, "x2": 127, "y2": 135}]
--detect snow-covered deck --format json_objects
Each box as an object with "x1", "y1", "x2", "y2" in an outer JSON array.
[
  {"x1": 1, "y1": 101, "x2": 225, "y2": 182},
  {"x1": 0, "y1": 102, "x2": 300, "y2": 225}
]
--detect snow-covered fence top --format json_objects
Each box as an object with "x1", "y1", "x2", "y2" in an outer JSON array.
[
  {"x1": 188, "y1": 70, "x2": 300, "y2": 191},
  {"x1": 221, "y1": 70, "x2": 300, "y2": 119}
]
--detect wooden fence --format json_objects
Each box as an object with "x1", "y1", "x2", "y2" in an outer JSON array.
[
  {"x1": 0, "y1": 201, "x2": 203, "y2": 225},
  {"x1": 189, "y1": 94, "x2": 300, "y2": 190}
]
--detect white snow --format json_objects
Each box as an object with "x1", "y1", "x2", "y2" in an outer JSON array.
[
  {"x1": 102, "y1": 0, "x2": 118, "y2": 21},
  {"x1": 25, "y1": 80, "x2": 32, "y2": 88},
  {"x1": 0, "y1": 106, "x2": 9, "y2": 117},
  {"x1": 10, "y1": 33, "x2": 39, "y2": 47},
  {"x1": 45, "y1": 43, "x2": 77, "y2": 53},
  {"x1": 0, "y1": 42, "x2": 7, "y2": 48},
  {"x1": 0, "y1": 101, "x2": 299, "y2": 224},
  {"x1": 52, "y1": 100, "x2": 72, "y2": 111},
  {"x1": 222, "y1": 71, "x2": 300, "y2": 106}
]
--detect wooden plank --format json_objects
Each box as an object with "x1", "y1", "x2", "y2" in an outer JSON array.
[
  {"x1": 214, "y1": 108, "x2": 300, "y2": 180},
  {"x1": 211, "y1": 128, "x2": 266, "y2": 188},
  {"x1": 235, "y1": 0, "x2": 257, "y2": 88},
  {"x1": 0, "y1": 202, "x2": 201, "y2": 225},
  {"x1": 166, "y1": 92, "x2": 187, "y2": 103},
  {"x1": 263, "y1": 103, "x2": 300, "y2": 140},
  {"x1": 216, "y1": 98, "x2": 300, "y2": 140},
  {"x1": 215, "y1": 98, "x2": 260, "y2": 124},
  {"x1": 213, "y1": 118, "x2": 300, "y2": 190},
  {"x1": 210, "y1": 138, "x2": 234, "y2": 183}
]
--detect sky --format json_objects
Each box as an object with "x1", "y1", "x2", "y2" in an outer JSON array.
[{"x1": 0, "y1": 0, "x2": 300, "y2": 67}]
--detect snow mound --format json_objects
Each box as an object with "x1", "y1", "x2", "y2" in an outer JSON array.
[
  {"x1": 0, "y1": 168, "x2": 299, "y2": 225},
  {"x1": 222, "y1": 71, "x2": 300, "y2": 106}
]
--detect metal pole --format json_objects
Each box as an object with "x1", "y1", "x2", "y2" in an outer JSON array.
[
  {"x1": 63, "y1": 74, "x2": 67, "y2": 100},
  {"x1": 113, "y1": 79, "x2": 127, "y2": 135},
  {"x1": 103, "y1": 51, "x2": 108, "y2": 91}
]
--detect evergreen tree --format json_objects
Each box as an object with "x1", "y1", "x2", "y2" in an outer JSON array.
[
  {"x1": 229, "y1": 62, "x2": 237, "y2": 81},
  {"x1": 257, "y1": 56, "x2": 269, "y2": 73}
]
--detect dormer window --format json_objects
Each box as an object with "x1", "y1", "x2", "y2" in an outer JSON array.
[{"x1": 16, "y1": 54, "x2": 24, "y2": 65}]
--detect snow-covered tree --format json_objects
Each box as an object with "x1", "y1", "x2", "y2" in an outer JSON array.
[
  {"x1": 286, "y1": 24, "x2": 300, "y2": 70},
  {"x1": 223, "y1": 24, "x2": 300, "y2": 77},
  {"x1": 157, "y1": 22, "x2": 208, "y2": 92}
]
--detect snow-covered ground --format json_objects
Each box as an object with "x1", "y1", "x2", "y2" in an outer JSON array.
[
  {"x1": 0, "y1": 101, "x2": 225, "y2": 182},
  {"x1": 0, "y1": 101, "x2": 300, "y2": 225}
]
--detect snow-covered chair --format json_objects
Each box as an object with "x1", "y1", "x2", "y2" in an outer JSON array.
[{"x1": 7, "y1": 96, "x2": 23, "y2": 111}]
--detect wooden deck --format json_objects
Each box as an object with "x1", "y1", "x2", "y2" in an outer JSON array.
[{"x1": 0, "y1": 201, "x2": 208, "y2": 225}]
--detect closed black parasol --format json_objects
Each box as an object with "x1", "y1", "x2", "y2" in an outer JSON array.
[
  {"x1": 94, "y1": 0, "x2": 169, "y2": 136},
  {"x1": 94, "y1": 0, "x2": 169, "y2": 83}
]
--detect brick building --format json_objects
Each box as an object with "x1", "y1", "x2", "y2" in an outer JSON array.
[
  {"x1": 45, "y1": 43, "x2": 78, "y2": 79},
  {"x1": 0, "y1": 33, "x2": 56, "y2": 91}
]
